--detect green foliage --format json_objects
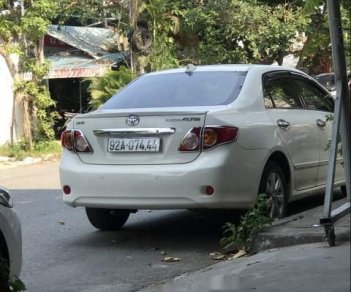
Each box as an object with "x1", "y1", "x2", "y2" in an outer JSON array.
[
  {"x1": 171, "y1": 0, "x2": 308, "y2": 65},
  {"x1": 88, "y1": 67, "x2": 135, "y2": 110},
  {"x1": 54, "y1": 0, "x2": 129, "y2": 30},
  {"x1": 0, "y1": 139, "x2": 61, "y2": 161},
  {"x1": 0, "y1": 139, "x2": 28, "y2": 160},
  {"x1": 139, "y1": 0, "x2": 180, "y2": 71},
  {"x1": 220, "y1": 194, "x2": 272, "y2": 251},
  {"x1": 299, "y1": 0, "x2": 351, "y2": 73},
  {"x1": 14, "y1": 78, "x2": 57, "y2": 142},
  {"x1": 0, "y1": 0, "x2": 60, "y2": 145},
  {"x1": 10, "y1": 278, "x2": 26, "y2": 292}
]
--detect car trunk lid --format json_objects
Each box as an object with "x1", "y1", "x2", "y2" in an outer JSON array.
[{"x1": 73, "y1": 109, "x2": 207, "y2": 165}]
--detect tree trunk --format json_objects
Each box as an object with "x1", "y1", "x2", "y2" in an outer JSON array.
[
  {"x1": 10, "y1": 91, "x2": 18, "y2": 145},
  {"x1": 22, "y1": 98, "x2": 33, "y2": 150},
  {"x1": 276, "y1": 50, "x2": 285, "y2": 66},
  {"x1": 1, "y1": 53, "x2": 19, "y2": 145},
  {"x1": 129, "y1": 0, "x2": 140, "y2": 73},
  {"x1": 38, "y1": 37, "x2": 45, "y2": 64},
  {"x1": 296, "y1": 36, "x2": 310, "y2": 69}
]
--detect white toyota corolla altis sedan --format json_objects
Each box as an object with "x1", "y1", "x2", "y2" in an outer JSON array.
[
  {"x1": 60, "y1": 64, "x2": 345, "y2": 230},
  {"x1": 0, "y1": 187, "x2": 22, "y2": 288}
]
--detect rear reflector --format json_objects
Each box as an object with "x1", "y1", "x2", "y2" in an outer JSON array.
[
  {"x1": 179, "y1": 126, "x2": 238, "y2": 151},
  {"x1": 63, "y1": 185, "x2": 71, "y2": 195},
  {"x1": 205, "y1": 185, "x2": 215, "y2": 196}
]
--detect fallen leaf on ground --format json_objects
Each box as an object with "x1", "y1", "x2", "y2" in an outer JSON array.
[
  {"x1": 231, "y1": 249, "x2": 247, "y2": 260},
  {"x1": 209, "y1": 252, "x2": 226, "y2": 260},
  {"x1": 162, "y1": 256, "x2": 181, "y2": 262},
  {"x1": 247, "y1": 261, "x2": 261, "y2": 267}
]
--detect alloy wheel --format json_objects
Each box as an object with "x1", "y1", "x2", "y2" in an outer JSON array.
[{"x1": 265, "y1": 171, "x2": 286, "y2": 219}]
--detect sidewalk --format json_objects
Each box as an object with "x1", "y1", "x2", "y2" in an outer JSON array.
[
  {"x1": 139, "y1": 196, "x2": 351, "y2": 292},
  {"x1": 251, "y1": 196, "x2": 350, "y2": 252},
  {"x1": 139, "y1": 241, "x2": 350, "y2": 292}
]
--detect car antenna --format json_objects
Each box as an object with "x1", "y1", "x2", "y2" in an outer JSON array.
[{"x1": 185, "y1": 64, "x2": 197, "y2": 75}]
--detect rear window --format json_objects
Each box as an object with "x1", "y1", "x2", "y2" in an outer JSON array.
[
  {"x1": 102, "y1": 71, "x2": 247, "y2": 109},
  {"x1": 315, "y1": 74, "x2": 335, "y2": 91}
]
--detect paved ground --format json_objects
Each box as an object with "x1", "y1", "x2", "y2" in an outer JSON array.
[
  {"x1": 137, "y1": 188, "x2": 351, "y2": 292},
  {"x1": 0, "y1": 161, "x2": 237, "y2": 292},
  {"x1": 140, "y1": 241, "x2": 350, "y2": 292},
  {"x1": 138, "y1": 194, "x2": 350, "y2": 291},
  {"x1": 1, "y1": 160, "x2": 350, "y2": 292}
]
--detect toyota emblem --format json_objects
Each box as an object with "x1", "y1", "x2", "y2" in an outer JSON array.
[{"x1": 126, "y1": 115, "x2": 140, "y2": 127}]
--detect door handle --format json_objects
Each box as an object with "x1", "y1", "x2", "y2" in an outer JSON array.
[
  {"x1": 316, "y1": 119, "x2": 326, "y2": 128},
  {"x1": 277, "y1": 119, "x2": 290, "y2": 130}
]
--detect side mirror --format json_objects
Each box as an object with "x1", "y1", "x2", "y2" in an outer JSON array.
[{"x1": 0, "y1": 187, "x2": 13, "y2": 208}]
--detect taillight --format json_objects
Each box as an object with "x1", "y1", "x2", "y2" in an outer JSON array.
[
  {"x1": 61, "y1": 130, "x2": 74, "y2": 151},
  {"x1": 203, "y1": 126, "x2": 238, "y2": 150},
  {"x1": 178, "y1": 126, "x2": 238, "y2": 152},
  {"x1": 61, "y1": 129, "x2": 93, "y2": 153},
  {"x1": 178, "y1": 127, "x2": 202, "y2": 151}
]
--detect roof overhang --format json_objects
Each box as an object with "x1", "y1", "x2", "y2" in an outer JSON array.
[
  {"x1": 46, "y1": 53, "x2": 126, "y2": 79},
  {"x1": 47, "y1": 25, "x2": 118, "y2": 58}
]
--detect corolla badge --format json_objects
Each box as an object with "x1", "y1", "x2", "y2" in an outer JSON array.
[{"x1": 126, "y1": 115, "x2": 140, "y2": 127}]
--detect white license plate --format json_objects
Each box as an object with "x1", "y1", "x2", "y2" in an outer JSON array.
[{"x1": 107, "y1": 138, "x2": 160, "y2": 152}]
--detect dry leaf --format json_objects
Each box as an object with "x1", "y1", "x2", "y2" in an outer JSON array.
[
  {"x1": 232, "y1": 249, "x2": 247, "y2": 259},
  {"x1": 209, "y1": 252, "x2": 226, "y2": 260},
  {"x1": 162, "y1": 256, "x2": 181, "y2": 262}
]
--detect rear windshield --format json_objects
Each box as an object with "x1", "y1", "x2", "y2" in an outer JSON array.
[{"x1": 102, "y1": 71, "x2": 247, "y2": 109}]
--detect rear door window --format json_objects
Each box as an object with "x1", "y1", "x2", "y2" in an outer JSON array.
[
  {"x1": 294, "y1": 79, "x2": 334, "y2": 112},
  {"x1": 102, "y1": 71, "x2": 247, "y2": 109},
  {"x1": 264, "y1": 77, "x2": 303, "y2": 109}
]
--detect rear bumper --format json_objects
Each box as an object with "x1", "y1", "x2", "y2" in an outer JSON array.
[
  {"x1": 0, "y1": 206, "x2": 22, "y2": 279},
  {"x1": 60, "y1": 145, "x2": 268, "y2": 210}
]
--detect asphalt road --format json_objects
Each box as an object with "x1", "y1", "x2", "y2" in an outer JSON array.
[
  {"x1": 0, "y1": 161, "x2": 345, "y2": 292},
  {"x1": 0, "y1": 161, "x2": 234, "y2": 292}
]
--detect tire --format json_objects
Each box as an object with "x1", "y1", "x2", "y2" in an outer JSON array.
[
  {"x1": 85, "y1": 208, "x2": 130, "y2": 231},
  {"x1": 0, "y1": 247, "x2": 9, "y2": 292},
  {"x1": 259, "y1": 161, "x2": 288, "y2": 219},
  {"x1": 340, "y1": 185, "x2": 347, "y2": 197}
]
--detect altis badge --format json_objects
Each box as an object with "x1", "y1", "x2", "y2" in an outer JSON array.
[{"x1": 165, "y1": 117, "x2": 201, "y2": 122}]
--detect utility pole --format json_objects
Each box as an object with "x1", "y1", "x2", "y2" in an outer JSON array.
[{"x1": 320, "y1": 0, "x2": 351, "y2": 246}]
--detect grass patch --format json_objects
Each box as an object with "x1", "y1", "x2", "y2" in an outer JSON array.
[
  {"x1": 0, "y1": 139, "x2": 61, "y2": 161},
  {"x1": 0, "y1": 257, "x2": 26, "y2": 292},
  {"x1": 220, "y1": 194, "x2": 272, "y2": 252}
]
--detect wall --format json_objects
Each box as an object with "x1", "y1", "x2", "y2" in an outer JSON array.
[{"x1": 0, "y1": 55, "x2": 23, "y2": 146}]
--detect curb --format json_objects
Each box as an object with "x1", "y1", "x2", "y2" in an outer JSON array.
[
  {"x1": 250, "y1": 225, "x2": 350, "y2": 253},
  {"x1": 0, "y1": 153, "x2": 60, "y2": 169},
  {"x1": 250, "y1": 208, "x2": 351, "y2": 253}
]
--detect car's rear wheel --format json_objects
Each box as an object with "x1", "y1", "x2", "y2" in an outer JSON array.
[
  {"x1": 85, "y1": 208, "x2": 130, "y2": 231},
  {"x1": 0, "y1": 246, "x2": 9, "y2": 292},
  {"x1": 259, "y1": 161, "x2": 288, "y2": 219}
]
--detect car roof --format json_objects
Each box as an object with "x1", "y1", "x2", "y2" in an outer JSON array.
[
  {"x1": 315, "y1": 73, "x2": 335, "y2": 78},
  {"x1": 145, "y1": 64, "x2": 297, "y2": 76}
]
